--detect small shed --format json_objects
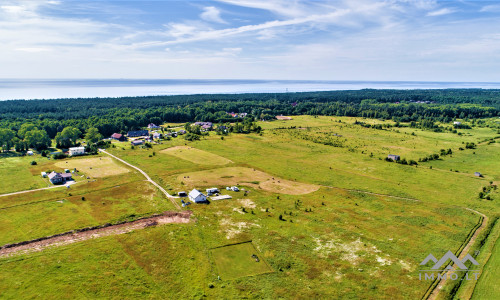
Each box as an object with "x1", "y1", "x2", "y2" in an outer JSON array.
[
  {"x1": 188, "y1": 189, "x2": 207, "y2": 203},
  {"x1": 27, "y1": 150, "x2": 34, "y2": 155},
  {"x1": 474, "y1": 172, "x2": 482, "y2": 177},
  {"x1": 206, "y1": 187, "x2": 219, "y2": 195},
  {"x1": 41, "y1": 172, "x2": 47, "y2": 178},
  {"x1": 231, "y1": 186, "x2": 240, "y2": 192},
  {"x1": 388, "y1": 154, "x2": 400, "y2": 161},
  {"x1": 178, "y1": 191, "x2": 187, "y2": 197},
  {"x1": 131, "y1": 140, "x2": 144, "y2": 146}
]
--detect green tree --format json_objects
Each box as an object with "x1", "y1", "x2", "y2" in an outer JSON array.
[
  {"x1": 24, "y1": 129, "x2": 51, "y2": 151},
  {"x1": 0, "y1": 128, "x2": 15, "y2": 151},
  {"x1": 18, "y1": 123, "x2": 37, "y2": 139},
  {"x1": 55, "y1": 127, "x2": 81, "y2": 148},
  {"x1": 84, "y1": 127, "x2": 102, "y2": 144}
]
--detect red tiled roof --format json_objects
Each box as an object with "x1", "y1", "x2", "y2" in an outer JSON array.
[{"x1": 111, "y1": 133, "x2": 123, "y2": 139}]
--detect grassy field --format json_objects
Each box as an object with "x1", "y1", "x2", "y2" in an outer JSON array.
[
  {"x1": 0, "y1": 155, "x2": 49, "y2": 193},
  {"x1": 0, "y1": 116, "x2": 498, "y2": 299},
  {"x1": 161, "y1": 145, "x2": 233, "y2": 165},
  {"x1": 54, "y1": 156, "x2": 130, "y2": 178},
  {"x1": 211, "y1": 242, "x2": 273, "y2": 280}
]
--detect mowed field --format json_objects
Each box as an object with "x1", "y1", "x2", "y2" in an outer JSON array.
[{"x1": 0, "y1": 116, "x2": 499, "y2": 299}]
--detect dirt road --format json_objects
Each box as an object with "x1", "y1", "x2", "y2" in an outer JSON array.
[
  {"x1": 99, "y1": 149, "x2": 180, "y2": 209},
  {"x1": 0, "y1": 211, "x2": 192, "y2": 258}
]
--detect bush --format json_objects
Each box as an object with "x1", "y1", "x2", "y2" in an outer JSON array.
[
  {"x1": 52, "y1": 153, "x2": 68, "y2": 160},
  {"x1": 30, "y1": 161, "x2": 37, "y2": 165}
]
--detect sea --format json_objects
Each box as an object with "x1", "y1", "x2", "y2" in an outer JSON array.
[{"x1": 1, "y1": 79, "x2": 500, "y2": 101}]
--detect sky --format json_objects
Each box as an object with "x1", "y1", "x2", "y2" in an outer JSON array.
[{"x1": 1, "y1": 0, "x2": 500, "y2": 81}]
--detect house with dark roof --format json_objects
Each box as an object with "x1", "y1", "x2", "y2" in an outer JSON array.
[
  {"x1": 474, "y1": 172, "x2": 482, "y2": 177},
  {"x1": 111, "y1": 133, "x2": 126, "y2": 141},
  {"x1": 48, "y1": 171, "x2": 73, "y2": 184},
  {"x1": 127, "y1": 130, "x2": 149, "y2": 137},
  {"x1": 177, "y1": 129, "x2": 186, "y2": 135}
]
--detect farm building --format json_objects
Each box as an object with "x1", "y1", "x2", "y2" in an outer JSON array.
[
  {"x1": 453, "y1": 121, "x2": 462, "y2": 125},
  {"x1": 69, "y1": 147, "x2": 85, "y2": 156},
  {"x1": 188, "y1": 189, "x2": 207, "y2": 203},
  {"x1": 41, "y1": 172, "x2": 47, "y2": 177},
  {"x1": 48, "y1": 171, "x2": 73, "y2": 184},
  {"x1": 206, "y1": 187, "x2": 219, "y2": 195},
  {"x1": 127, "y1": 130, "x2": 149, "y2": 137},
  {"x1": 27, "y1": 150, "x2": 34, "y2": 155},
  {"x1": 153, "y1": 132, "x2": 162, "y2": 139},
  {"x1": 387, "y1": 154, "x2": 400, "y2": 161},
  {"x1": 474, "y1": 172, "x2": 482, "y2": 177},
  {"x1": 148, "y1": 123, "x2": 160, "y2": 129},
  {"x1": 178, "y1": 191, "x2": 187, "y2": 197},
  {"x1": 131, "y1": 140, "x2": 144, "y2": 146},
  {"x1": 178, "y1": 130, "x2": 186, "y2": 135},
  {"x1": 111, "y1": 133, "x2": 126, "y2": 141}
]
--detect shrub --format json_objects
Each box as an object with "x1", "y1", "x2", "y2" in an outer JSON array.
[
  {"x1": 52, "y1": 153, "x2": 68, "y2": 160},
  {"x1": 30, "y1": 161, "x2": 37, "y2": 165}
]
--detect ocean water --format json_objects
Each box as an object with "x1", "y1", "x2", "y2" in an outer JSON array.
[{"x1": 1, "y1": 79, "x2": 500, "y2": 101}]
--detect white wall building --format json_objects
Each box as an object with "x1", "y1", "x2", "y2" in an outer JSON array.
[
  {"x1": 188, "y1": 189, "x2": 207, "y2": 203},
  {"x1": 69, "y1": 147, "x2": 85, "y2": 156}
]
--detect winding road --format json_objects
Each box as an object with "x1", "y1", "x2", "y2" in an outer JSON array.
[{"x1": 99, "y1": 149, "x2": 181, "y2": 209}]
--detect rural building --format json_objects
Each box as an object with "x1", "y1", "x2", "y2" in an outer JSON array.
[
  {"x1": 69, "y1": 147, "x2": 85, "y2": 156},
  {"x1": 48, "y1": 171, "x2": 73, "y2": 184},
  {"x1": 111, "y1": 133, "x2": 126, "y2": 141},
  {"x1": 231, "y1": 186, "x2": 240, "y2": 192},
  {"x1": 194, "y1": 122, "x2": 213, "y2": 131},
  {"x1": 388, "y1": 154, "x2": 400, "y2": 161},
  {"x1": 178, "y1": 130, "x2": 186, "y2": 135},
  {"x1": 131, "y1": 140, "x2": 144, "y2": 146},
  {"x1": 148, "y1": 123, "x2": 160, "y2": 129},
  {"x1": 41, "y1": 172, "x2": 47, "y2": 177},
  {"x1": 201, "y1": 125, "x2": 212, "y2": 131},
  {"x1": 206, "y1": 187, "x2": 219, "y2": 195},
  {"x1": 453, "y1": 121, "x2": 461, "y2": 125},
  {"x1": 153, "y1": 132, "x2": 162, "y2": 139},
  {"x1": 178, "y1": 191, "x2": 187, "y2": 197},
  {"x1": 188, "y1": 189, "x2": 207, "y2": 203},
  {"x1": 27, "y1": 150, "x2": 34, "y2": 155},
  {"x1": 127, "y1": 130, "x2": 149, "y2": 137},
  {"x1": 474, "y1": 172, "x2": 482, "y2": 177}
]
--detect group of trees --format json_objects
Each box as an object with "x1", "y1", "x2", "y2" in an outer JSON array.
[{"x1": 0, "y1": 89, "x2": 498, "y2": 153}]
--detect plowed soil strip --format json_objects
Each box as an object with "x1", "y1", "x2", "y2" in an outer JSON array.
[{"x1": 0, "y1": 211, "x2": 192, "y2": 258}]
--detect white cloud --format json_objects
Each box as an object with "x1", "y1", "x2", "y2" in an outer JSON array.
[
  {"x1": 426, "y1": 8, "x2": 455, "y2": 17},
  {"x1": 480, "y1": 4, "x2": 500, "y2": 13},
  {"x1": 200, "y1": 6, "x2": 226, "y2": 24}
]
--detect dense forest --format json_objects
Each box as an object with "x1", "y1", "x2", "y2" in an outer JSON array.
[{"x1": 0, "y1": 89, "x2": 498, "y2": 146}]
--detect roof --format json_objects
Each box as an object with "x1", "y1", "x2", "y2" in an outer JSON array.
[
  {"x1": 128, "y1": 130, "x2": 149, "y2": 137},
  {"x1": 69, "y1": 147, "x2": 85, "y2": 151},
  {"x1": 131, "y1": 140, "x2": 144, "y2": 145},
  {"x1": 61, "y1": 173, "x2": 72, "y2": 178},
  {"x1": 111, "y1": 133, "x2": 123, "y2": 139},
  {"x1": 48, "y1": 171, "x2": 60, "y2": 180},
  {"x1": 189, "y1": 189, "x2": 202, "y2": 198}
]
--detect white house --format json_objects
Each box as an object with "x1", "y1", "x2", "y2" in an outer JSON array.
[
  {"x1": 69, "y1": 147, "x2": 85, "y2": 156},
  {"x1": 188, "y1": 189, "x2": 207, "y2": 203},
  {"x1": 206, "y1": 187, "x2": 219, "y2": 195},
  {"x1": 27, "y1": 150, "x2": 34, "y2": 155},
  {"x1": 453, "y1": 121, "x2": 461, "y2": 125}
]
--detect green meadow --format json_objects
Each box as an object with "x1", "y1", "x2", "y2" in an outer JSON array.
[{"x1": 0, "y1": 116, "x2": 498, "y2": 299}]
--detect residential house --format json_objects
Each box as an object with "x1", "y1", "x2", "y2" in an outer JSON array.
[
  {"x1": 177, "y1": 130, "x2": 186, "y2": 135},
  {"x1": 69, "y1": 147, "x2": 85, "y2": 156},
  {"x1": 153, "y1": 132, "x2": 162, "y2": 139},
  {"x1": 188, "y1": 189, "x2": 207, "y2": 203},
  {"x1": 453, "y1": 121, "x2": 462, "y2": 125},
  {"x1": 474, "y1": 172, "x2": 482, "y2": 177},
  {"x1": 388, "y1": 154, "x2": 400, "y2": 161},
  {"x1": 127, "y1": 130, "x2": 149, "y2": 137},
  {"x1": 111, "y1": 133, "x2": 127, "y2": 141},
  {"x1": 148, "y1": 123, "x2": 160, "y2": 129},
  {"x1": 48, "y1": 171, "x2": 72, "y2": 184}
]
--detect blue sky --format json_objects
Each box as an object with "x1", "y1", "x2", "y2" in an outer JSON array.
[{"x1": 1, "y1": 0, "x2": 500, "y2": 81}]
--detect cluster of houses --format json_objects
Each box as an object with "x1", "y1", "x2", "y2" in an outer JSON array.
[
  {"x1": 109, "y1": 123, "x2": 188, "y2": 146},
  {"x1": 227, "y1": 112, "x2": 248, "y2": 118},
  {"x1": 193, "y1": 122, "x2": 213, "y2": 131}
]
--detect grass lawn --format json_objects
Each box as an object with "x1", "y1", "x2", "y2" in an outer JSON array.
[
  {"x1": 161, "y1": 146, "x2": 233, "y2": 165},
  {"x1": 54, "y1": 156, "x2": 130, "y2": 178},
  {"x1": 211, "y1": 241, "x2": 273, "y2": 280},
  {"x1": 0, "y1": 156, "x2": 49, "y2": 194}
]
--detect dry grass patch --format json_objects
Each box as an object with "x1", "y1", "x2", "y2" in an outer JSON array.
[
  {"x1": 178, "y1": 167, "x2": 318, "y2": 195},
  {"x1": 55, "y1": 157, "x2": 129, "y2": 178},
  {"x1": 161, "y1": 146, "x2": 232, "y2": 165}
]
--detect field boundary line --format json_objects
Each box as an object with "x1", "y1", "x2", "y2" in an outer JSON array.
[
  {"x1": 99, "y1": 149, "x2": 180, "y2": 209},
  {"x1": 322, "y1": 185, "x2": 420, "y2": 202},
  {"x1": 425, "y1": 208, "x2": 488, "y2": 300}
]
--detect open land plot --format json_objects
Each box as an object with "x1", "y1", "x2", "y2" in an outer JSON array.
[
  {"x1": 0, "y1": 156, "x2": 49, "y2": 194},
  {"x1": 211, "y1": 242, "x2": 273, "y2": 280},
  {"x1": 178, "y1": 166, "x2": 319, "y2": 195},
  {"x1": 0, "y1": 180, "x2": 175, "y2": 246},
  {"x1": 54, "y1": 156, "x2": 130, "y2": 178},
  {"x1": 161, "y1": 146, "x2": 233, "y2": 165}
]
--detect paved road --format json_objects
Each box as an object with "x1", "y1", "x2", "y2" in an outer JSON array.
[
  {"x1": 99, "y1": 149, "x2": 181, "y2": 209},
  {"x1": 427, "y1": 208, "x2": 488, "y2": 300},
  {"x1": 0, "y1": 181, "x2": 78, "y2": 198}
]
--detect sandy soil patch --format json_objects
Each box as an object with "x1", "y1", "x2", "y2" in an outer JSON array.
[
  {"x1": 238, "y1": 199, "x2": 256, "y2": 209},
  {"x1": 0, "y1": 211, "x2": 192, "y2": 258},
  {"x1": 178, "y1": 167, "x2": 319, "y2": 195},
  {"x1": 55, "y1": 157, "x2": 129, "y2": 178},
  {"x1": 161, "y1": 146, "x2": 232, "y2": 165}
]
